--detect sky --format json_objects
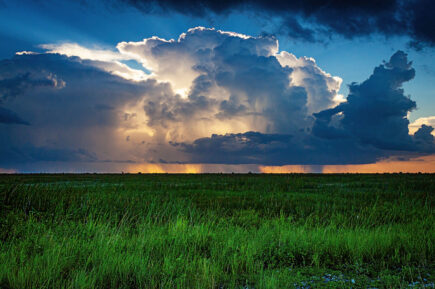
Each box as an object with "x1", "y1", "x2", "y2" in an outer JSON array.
[{"x1": 0, "y1": 0, "x2": 435, "y2": 173}]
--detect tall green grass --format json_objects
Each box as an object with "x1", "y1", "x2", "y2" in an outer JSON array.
[{"x1": 0, "y1": 174, "x2": 434, "y2": 288}]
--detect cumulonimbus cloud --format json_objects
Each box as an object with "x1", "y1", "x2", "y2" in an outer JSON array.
[{"x1": 0, "y1": 27, "x2": 434, "y2": 170}]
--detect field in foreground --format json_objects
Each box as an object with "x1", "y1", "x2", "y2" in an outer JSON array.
[{"x1": 0, "y1": 174, "x2": 434, "y2": 289}]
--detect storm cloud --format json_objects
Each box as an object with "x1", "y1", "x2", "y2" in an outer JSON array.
[
  {"x1": 172, "y1": 49, "x2": 435, "y2": 165},
  {"x1": 0, "y1": 53, "x2": 153, "y2": 165},
  {"x1": 117, "y1": 0, "x2": 435, "y2": 48},
  {"x1": 115, "y1": 27, "x2": 342, "y2": 138},
  {"x1": 0, "y1": 28, "x2": 434, "y2": 170},
  {"x1": 313, "y1": 51, "x2": 422, "y2": 151}
]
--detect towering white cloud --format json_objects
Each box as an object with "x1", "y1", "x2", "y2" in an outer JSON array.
[
  {"x1": 118, "y1": 27, "x2": 343, "y2": 138},
  {"x1": 44, "y1": 28, "x2": 343, "y2": 139}
]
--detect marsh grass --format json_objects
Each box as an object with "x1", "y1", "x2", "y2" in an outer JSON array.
[{"x1": 0, "y1": 174, "x2": 434, "y2": 288}]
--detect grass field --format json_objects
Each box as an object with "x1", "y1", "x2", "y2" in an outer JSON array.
[{"x1": 0, "y1": 174, "x2": 434, "y2": 288}]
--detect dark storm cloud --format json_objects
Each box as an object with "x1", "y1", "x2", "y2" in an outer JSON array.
[
  {"x1": 0, "y1": 61, "x2": 64, "y2": 125},
  {"x1": 0, "y1": 53, "x2": 151, "y2": 167},
  {"x1": 118, "y1": 0, "x2": 435, "y2": 47},
  {"x1": 172, "y1": 131, "x2": 386, "y2": 165},
  {"x1": 0, "y1": 53, "x2": 147, "y2": 127},
  {"x1": 278, "y1": 18, "x2": 316, "y2": 43},
  {"x1": 174, "y1": 51, "x2": 435, "y2": 165},
  {"x1": 414, "y1": 125, "x2": 435, "y2": 151},
  {"x1": 313, "y1": 51, "x2": 418, "y2": 151}
]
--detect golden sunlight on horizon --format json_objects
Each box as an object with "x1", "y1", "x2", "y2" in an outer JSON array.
[
  {"x1": 127, "y1": 163, "x2": 203, "y2": 174},
  {"x1": 259, "y1": 165, "x2": 314, "y2": 173},
  {"x1": 261, "y1": 155, "x2": 435, "y2": 173},
  {"x1": 321, "y1": 155, "x2": 435, "y2": 173},
  {"x1": 122, "y1": 155, "x2": 435, "y2": 174}
]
